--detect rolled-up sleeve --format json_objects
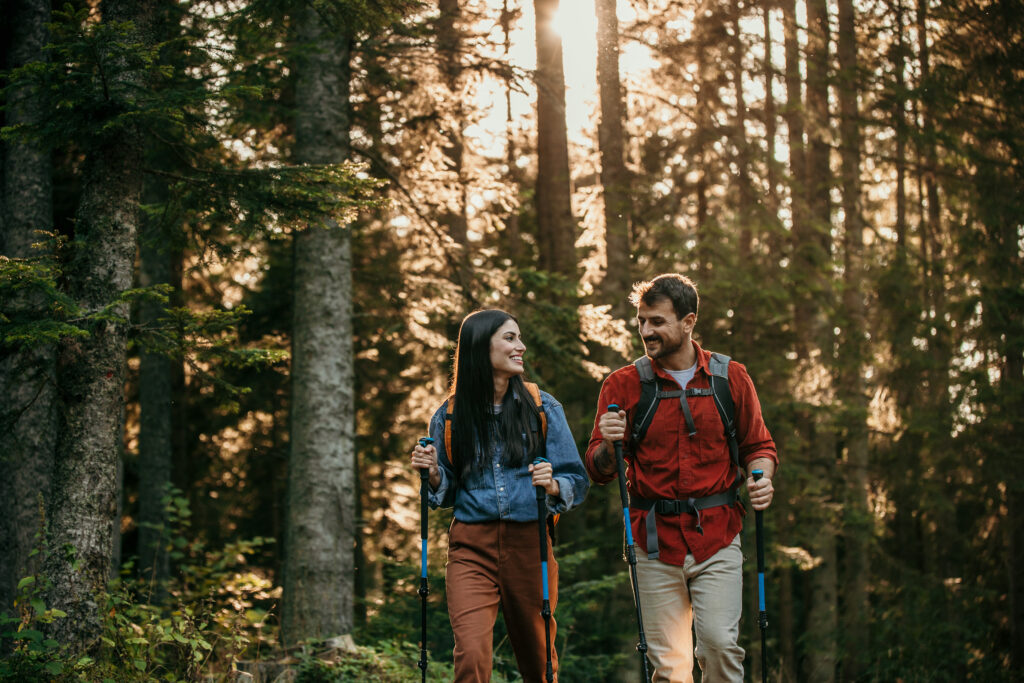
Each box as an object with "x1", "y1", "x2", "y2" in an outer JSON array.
[{"x1": 541, "y1": 394, "x2": 589, "y2": 514}]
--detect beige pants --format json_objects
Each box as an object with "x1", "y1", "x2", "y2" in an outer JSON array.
[{"x1": 634, "y1": 535, "x2": 744, "y2": 682}]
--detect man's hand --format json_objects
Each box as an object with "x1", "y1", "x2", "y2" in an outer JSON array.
[
  {"x1": 599, "y1": 409, "x2": 627, "y2": 447},
  {"x1": 746, "y1": 459, "x2": 775, "y2": 510}
]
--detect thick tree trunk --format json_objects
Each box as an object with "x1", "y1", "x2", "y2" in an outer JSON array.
[
  {"x1": 594, "y1": 0, "x2": 631, "y2": 317},
  {"x1": 44, "y1": 0, "x2": 157, "y2": 650},
  {"x1": 281, "y1": 5, "x2": 356, "y2": 644},
  {"x1": 533, "y1": 0, "x2": 576, "y2": 279},
  {"x1": 836, "y1": 0, "x2": 869, "y2": 677},
  {"x1": 0, "y1": 0, "x2": 55, "y2": 618}
]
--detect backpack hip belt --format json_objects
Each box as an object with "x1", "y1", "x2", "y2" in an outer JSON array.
[{"x1": 630, "y1": 473, "x2": 742, "y2": 560}]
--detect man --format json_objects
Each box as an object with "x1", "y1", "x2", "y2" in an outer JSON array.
[{"x1": 586, "y1": 273, "x2": 777, "y2": 682}]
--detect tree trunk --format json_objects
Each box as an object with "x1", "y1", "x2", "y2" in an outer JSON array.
[
  {"x1": 594, "y1": 0, "x2": 631, "y2": 317},
  {"x1": 436, "y1": 0, "x2": 473, "y2": 297},
  {"x1": 0, "y1": 0, "x2": 55, "y2": 618},
  {"x1": 800, "y1": 2, "x2": 838, "y2": 680},
  {"x1": 281, "y1": 5, "x2": 356, "y2": 644},
  {"x1": 836, "y1": 0, "x2": 869, "y2": 677},
  {"x1": 533, "y1": 0, "x2": 577, "y2": 280},
  {"x1": 136, "y1": 206, "x2": 178, "y2": 593},
  {"x1": 135, "y1": 3, "x2": 184, "y2": 596},
  {"x1": 782, "y1": 0, "x2": 806, "y2": 262},
  {"x1": 43, "y1": 0, "x2": 157, "y2": 651},
  {"x1": 501, "y1": 0, "x2": 523, "y2": 264},
  {"x1": 729, "y1": 0, "x2": 755, "y2": 263}
]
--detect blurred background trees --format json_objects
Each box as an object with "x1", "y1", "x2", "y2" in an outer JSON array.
[{"x1": 1, "y1": 0, "x2": 1021, "y2": 680}]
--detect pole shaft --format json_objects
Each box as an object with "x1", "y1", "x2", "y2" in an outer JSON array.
[
  {"x1": 609, "y1": 405, "x2": 651, "y2": 682},
  {"x1": 753, "y1": 469, "x2": 768, "y2": 683},
  {"x1": 417, "y1": 438, "x2": 433, "y2": 680},
  {"x1": 534, "y1": 458, "x2": 554, "y2": 682}
]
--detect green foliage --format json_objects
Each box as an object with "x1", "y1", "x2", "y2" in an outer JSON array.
[
  {"x1": 0, "y1": 561, "x2": 69, "y2": 680},
  {"x1": 0, "y1": 491, "x2": 275, "y2": 682},
  {"x1": 292, "y1": 640, "x2": 460, "y2": 683}
]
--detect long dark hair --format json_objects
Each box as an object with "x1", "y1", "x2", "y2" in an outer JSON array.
[{"x1": 447, "y1": 309, "x2": 542, "y2": 482}]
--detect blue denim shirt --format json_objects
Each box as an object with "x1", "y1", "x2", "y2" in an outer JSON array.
[{"x1": 427, "y1": 390, "x2": 589, "y2": 522}]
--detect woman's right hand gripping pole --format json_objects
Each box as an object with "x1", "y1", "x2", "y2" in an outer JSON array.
[{"x1": 411, "y1": 439, "x2": 441, "y2": 490}]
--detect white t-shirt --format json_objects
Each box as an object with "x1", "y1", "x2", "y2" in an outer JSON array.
[{"x1": 665, "y1": 362, "x2": 698, "y2": 390}]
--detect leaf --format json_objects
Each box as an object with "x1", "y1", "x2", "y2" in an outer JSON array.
[
  {"x1": 44, "y1": 661, "x2": 64, "y2": 675},
  {"x1": 13, "y1": 629, "x2": 43, "y2": 642},
  {"x1": 16, "y1": 576, "x2": 35, "y2": 590},
  {"x1": 133, "y1": 658, "x2": 147, "y2": 671},
  {"x1": 31, "y1": 598, "x2": 45, "y2": 615}
]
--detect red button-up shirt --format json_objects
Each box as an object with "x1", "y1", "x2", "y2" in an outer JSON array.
[{"x1": 585, "y1": 341, "x2": 778, "y2": 564}]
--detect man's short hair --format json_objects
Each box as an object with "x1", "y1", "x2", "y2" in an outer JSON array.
[{"x1": 628, "y1": 273, "x2": 699, "y2": 320}]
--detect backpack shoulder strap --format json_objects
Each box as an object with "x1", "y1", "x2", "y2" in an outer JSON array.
[
  {"x1": 631, "y1": 356, "x2": 661, "y2": 445},
  {"x1": 523, "y1": 382, "x2": 561, "y2": 529},
  {"x1": 707, "y1": 352, "x2": 740, "y2": 470},
  {"x1": 444, "y1": 396, "x2": 455, "y2": 461},
  {"x1": 523, "y1": 382, "x2": 547, "y2": 438}
]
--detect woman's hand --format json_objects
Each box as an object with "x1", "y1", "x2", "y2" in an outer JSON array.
[
  {"x1": 411, "y1": 442, "x2": 441, "y2": 490},
  {"x1": 529, "y1": 460, "x2": 560, "y2": 497}
]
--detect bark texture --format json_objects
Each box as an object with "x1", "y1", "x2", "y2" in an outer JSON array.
[
  {"x1": 0, "y1": 0, "x2": 56, "y2": 617},
  {"x1": 44, "y1": 0, "x2": 157, "y2": 649},
  {"x1": 281, "y1": 4, "x2": 356, "y2": 644}
]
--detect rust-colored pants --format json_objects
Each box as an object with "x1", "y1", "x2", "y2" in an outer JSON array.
[{"x1": 446, "y1": 519, "x2": 558, "y2": 682}]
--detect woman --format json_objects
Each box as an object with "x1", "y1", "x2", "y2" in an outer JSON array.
[{"x1": 410, "y1": 309, "x2": 589, "y2": 682}]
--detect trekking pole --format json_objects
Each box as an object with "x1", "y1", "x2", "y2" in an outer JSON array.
[
  {"x1": 608, "y1": 404, "x2": 652, "y2": 683},
  {"x1": 532, "y1": 456, "x2": 555, "y2": 683},
  {"x1": 417, "y1": 437, "x2": 434, "y2": 682},
  {"x1": 752, "y1": 469, "x2": 768, "y2": 683}
]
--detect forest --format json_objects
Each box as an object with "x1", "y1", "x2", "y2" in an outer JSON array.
[{"x1": 0, "y1": 0, "x2": 1021, "y2": 680}]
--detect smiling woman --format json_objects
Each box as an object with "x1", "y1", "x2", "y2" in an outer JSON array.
[{"x1": 408, "y1": 308, "x2": 589, "y2": 681}]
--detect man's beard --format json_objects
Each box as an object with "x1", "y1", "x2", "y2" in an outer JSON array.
[{"x1": 644, "y1": 335, "x2": 683, "y2": 359}]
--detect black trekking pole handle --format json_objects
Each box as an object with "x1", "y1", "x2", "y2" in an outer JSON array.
[
  {"x1": 753, "y1": 469, "x2": 768, "y2": 683},
  {"x1": 417, "y1": 437, "x2": 434, "y2": 682},
  {"x1": 608, "y1": 404, "x2": 652, "y2": 683}
]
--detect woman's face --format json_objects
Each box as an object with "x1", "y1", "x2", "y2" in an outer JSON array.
[{"x1": 489, "y1": 319, "x2": 526, "y2": 380}]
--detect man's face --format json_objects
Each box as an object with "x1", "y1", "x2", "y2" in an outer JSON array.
[{"x1": 636, "y1": 298, "x2": 693, "y2": 361}]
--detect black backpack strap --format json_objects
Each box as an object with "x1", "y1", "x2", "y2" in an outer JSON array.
[
  {"x1": 631, "y1": 356, "x2": 661, "y2": 444},
  {"x1": 708, "y1": 352, "x2": 740, "y2": 471}
]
